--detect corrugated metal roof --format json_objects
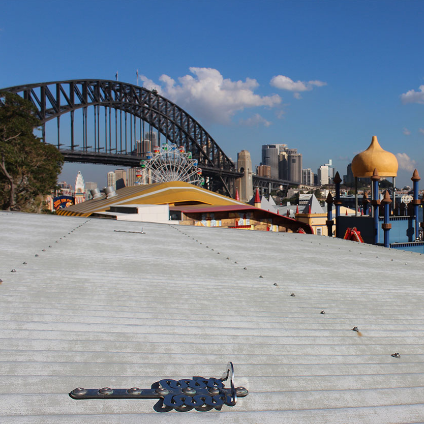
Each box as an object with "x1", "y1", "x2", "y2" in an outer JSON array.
[{"x1": 1, "y1": 211, "x2": 424, "y2": 423}]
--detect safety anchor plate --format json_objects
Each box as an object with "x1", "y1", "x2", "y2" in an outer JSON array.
[{"x1": 69, "y1": 362, "x2": 248, "y2": 412}]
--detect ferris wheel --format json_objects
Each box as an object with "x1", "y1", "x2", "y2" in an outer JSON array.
[{"x1": 135, "y1": 143, "x2": 204, "y2": 186}]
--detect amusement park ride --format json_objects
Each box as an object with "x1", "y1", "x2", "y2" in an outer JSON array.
[{"x1": 135, "y1": 143, "x2": 204, "y2": 186}]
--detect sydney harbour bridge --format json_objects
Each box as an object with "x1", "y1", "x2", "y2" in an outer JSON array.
[{"x1": 1, "y1": 79, "x2": 290, "y2": 196}]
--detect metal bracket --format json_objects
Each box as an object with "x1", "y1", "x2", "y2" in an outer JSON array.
[{"x1": 69, "y1": 362, "x2": 248, "y2": 412}]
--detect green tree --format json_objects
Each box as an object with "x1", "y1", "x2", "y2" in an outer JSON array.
[
  {"x1": 313, "y1": 188, "x2": 321, "y2": 199},
  {"x1": 0, "y1": 92, "x2": 64, "y2": 211},
  {"x1": 379, "y1": 179, "x2": 393, "y2": 189}
]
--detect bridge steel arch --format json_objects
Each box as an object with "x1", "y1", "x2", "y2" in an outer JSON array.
[{"x1": 1, "y1": 79, "x2": 241, "y2": 196}]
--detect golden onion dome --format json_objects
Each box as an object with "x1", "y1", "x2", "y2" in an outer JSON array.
[{"x1": 351, "y1": 136, "x2": 398, "y2": 178}]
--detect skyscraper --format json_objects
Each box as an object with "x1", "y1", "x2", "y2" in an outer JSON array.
[
  {"x1": 344, "y1": 163, "x2": 354, "y2": 185},
  {"x1": 287, "y1": 149, "x2": 302, "y2": 184},
  {"x1": 115, "y1": 169, "x2": 127, "y2": 189},
  {"x1": 302, "y1": 169, "x2": 314, "y2": 186},
  {"x1": 262, "y1": 144, "x2": 286, "y2": 179},
  {"x1": 278, "y1": 151, "x2": 288, "y2": 180},
  {"x1": 317, "y1": 159, "x2": 334, "y2": 186}
]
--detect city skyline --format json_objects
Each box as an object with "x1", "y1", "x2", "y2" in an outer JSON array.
[{"x1": 1, "y1": 0, "x2": 424, "y2": 187}]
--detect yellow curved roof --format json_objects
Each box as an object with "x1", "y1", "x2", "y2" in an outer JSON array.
[
  {"x1": 56, "y1": 181, "x2": 245, "y2": 217},
  {"x1": 351, "y1": 136, "x2": 398, "y2": 178}
]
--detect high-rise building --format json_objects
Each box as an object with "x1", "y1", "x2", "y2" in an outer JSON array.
[
  {"x1": 262, "y1": 144, "x2": 286, "y2": 179},
  {"x1": 261, "y1": 143, "x2": 302, "y2": 183},
  {"x1": 302, "y1": 169, "x2": 314, "y2": 186},
  {"x1": 144, "y1": 131, "x2": 157, "y2": 145},
  {"x1": 107, "y1": 171, "x2": 116, "y2": 189},
  {"x1": 136, "y1": 139, "x2": 152, "y2": 157},
  {"x1": 287, "y1": 149, "x2": 302, "y2": 184},
  {"x1": 127, "y1": 168, "x2": 137, "y2": 187},
  {"x1": 235, "y1": 150, "x2": 253, "y2": 202},
  {"x1": 318, "y1": 165, "x2": 329, "y2": 186},
  {"x1": 344, "y1": 163, "x2": 354, "y2": 185},
  {"x1": 256, "y1": 165, "x2": 271, "y2": 178},
  {"x1": 317, "y1": 159, "x2": 335, "y2": 186},
  {"x1": 115, "y1": 169, "x2": 126, "y2": 189},
  {"x1": 278, "y1": 151, "x2": 288, "y2": 180}
]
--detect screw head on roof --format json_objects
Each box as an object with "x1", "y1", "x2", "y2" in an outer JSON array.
[
  {"x1": 11, "y1": 269, "x2": 16, "y2": 272},
  {"x1": 244, "y1": 267, "x2": 247, "y2": 270},
  {"x1": 227, "y1": 257, "x2": 230, "y2": 260},
  {"x1": 235, "y1": 387, "x2": 249, "y2": 397},
  {"x1": 156, "y1": 387, "x2": 169, "y2": 396},
  {"x1": 0, "y1": 279, "x2": 2, "y2": 283},
  {"x1": 182, "y1": 387, "x2": 196, "y2": 395},
  {"x1": 352, "y1": 326, "x2": 359, "y2": 332},
  {"x1": 42, "y1": 249, "x2": 46, "y2": 252},
  {"x1": 23, "y1": 262, "x2": 27, "y2": 265},
  {"x1": 127, "y1": 387, "x2": 142, "y2": 395},
  {"x1": 290, "y1": 293, "x2": 295, "y2": 297},
  {"x1": 98, "y1": 387, "x2": 113, "y2": 395},
  {"x1": 391, "y1": 353, "x2": 400, "y2": 358},
  {"x1": 208, "y1": 387, "x2": 220, "y2": 395},
  {"x1": 273, "y1": 283, "x2": 278, "y2": 286},
  {"x1": 259, "y1": 275, "x2": 263, "y2": 278},
  {"x1": 321, "y1": 310, "x2": 325, "y2": 314},
  {"x1": 49, "y1": 246, "x2": 52, "y2": 248},
  {"x1": 35, "y1": 254, "x2": 39, "y2": 257},
  {"x1": 71, "y1": 387, "x2": 87, "y2": 396},
  {"x1": 235, "y1": 261, "x2": 238, "y2": 264}
]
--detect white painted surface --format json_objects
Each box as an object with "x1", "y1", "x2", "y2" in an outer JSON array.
[
  {"x1": 98, "y1": 204, "x2": 170, "y2": 223},
  {"x1": 1, "y1": 211, "x2": 424, "y2": 423}
]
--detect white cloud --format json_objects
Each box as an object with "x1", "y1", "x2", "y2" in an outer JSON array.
[
  {"x1": 139, "y1": 68, "x2": 281, "y2": 125},
  {"x1": 270, "y1": 75, "x2": 327, "y2": 98},
  {"x1": 396, "y1": 153, "x2": 417, "y2": 172},
  {"x1": 138, "y1": 75, "x2": 161, "y2": 93},
  {"x1": 275, "y1": 110, "x2": 286, "y2": 119},
  {"x1": 403, "y1": 128, "x2": 411, "y2": 136},
  {"x1": 419, "y1": 128, "x2": 424, "y2": 135},
  {"x1": 400, "y1": 85, "x2": 424, "y2": 104},
  {"x1": 239, "y1": 113, "x2": 272, "y2": 127}
]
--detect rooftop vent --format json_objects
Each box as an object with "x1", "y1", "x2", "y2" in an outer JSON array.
[
  {"x1": 91, "y1": 188, "x2": 103, "y2": 199},
  {"x1": 105, "y1": 186, "x2": 118, "y2": 199}
]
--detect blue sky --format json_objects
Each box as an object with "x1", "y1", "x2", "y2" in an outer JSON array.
[{"x1": 1, "y1": 0, "x2": 424, "y2": 188}]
